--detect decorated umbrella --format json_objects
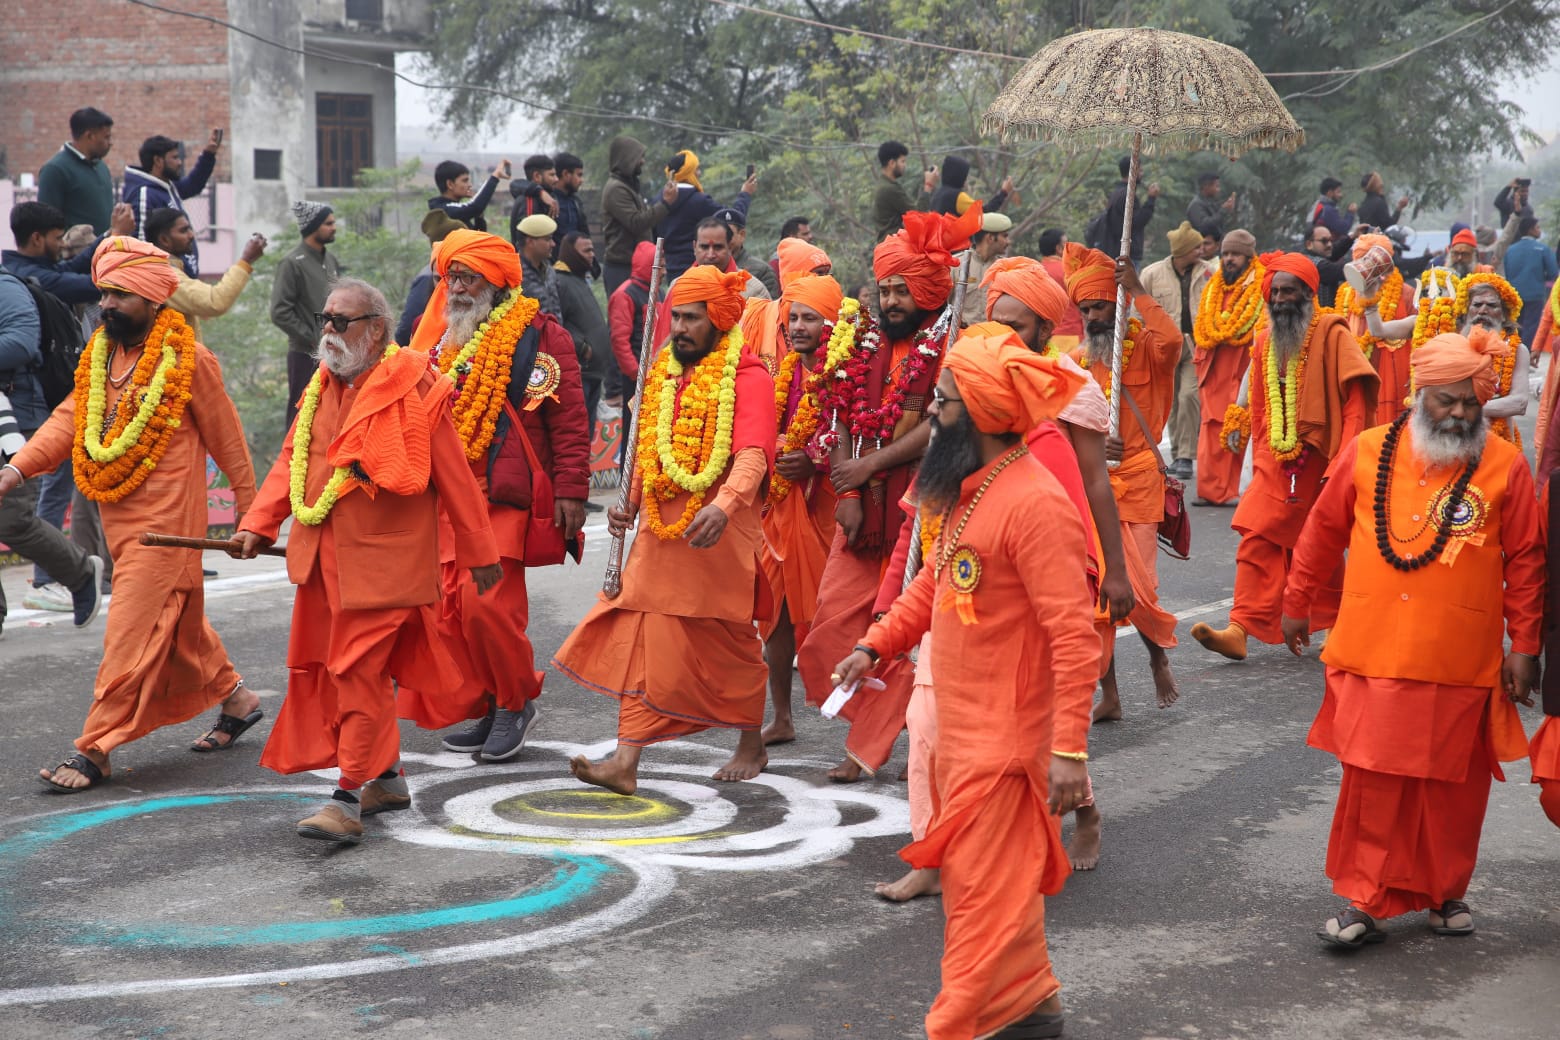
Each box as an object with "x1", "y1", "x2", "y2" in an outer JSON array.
[{"x1": 984, "y1": 27, "x2": 1305, "y2": 444}]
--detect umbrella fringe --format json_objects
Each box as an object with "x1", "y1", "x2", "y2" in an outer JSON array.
[{"x1": 979, "y1": 117, "x2": 1305, "y2": 158}]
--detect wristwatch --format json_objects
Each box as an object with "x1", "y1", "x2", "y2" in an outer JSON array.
[{"x1": 853, "y1": 644, "x2": 880, "y2": 666}]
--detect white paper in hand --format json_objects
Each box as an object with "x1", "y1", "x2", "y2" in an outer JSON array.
[{"x1": 821, "y1": 677, "x2": 885, "y2": 719}]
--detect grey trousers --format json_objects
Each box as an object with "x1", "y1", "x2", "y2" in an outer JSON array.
[
  {"x1": 1168, "y1": 336, "x2": 1200, "y2": 462},
  {"x1": 0, "y1": 470, "x2": 93, "y2": 619}
]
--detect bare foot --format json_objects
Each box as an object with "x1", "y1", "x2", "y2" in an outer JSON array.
[
  {"x1": 760, "y1": 718, "x2": 796, "y2": 746},
  {"x1": 1148, "y1": 645, "x2": 1180, "y2": 709},
  {"x1": 713, "y1": 732, "x2": 767, "y2": 782},
  {"x1": 874, "y1": 867, "x2": 942, "y2": 902},
  {"x1": 38, "y1": 749, "x2": 109, "y2": 789},
  {"x1": 827, "y1": 757, "x2": 863, "y2": 783},
  {"x1": 1093, "y1": 660, "x2": 1122, "y2": 723},
  {"x1": 570, "y1": 753, "x2": 638, "y2": 795},
  {"x1": 1068, "y1": 806, "x2": 1102, "y2": 870}
]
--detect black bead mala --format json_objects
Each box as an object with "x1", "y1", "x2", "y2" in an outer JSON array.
[{"x1": 1372, "y1": 411, "x2": 1481, "y2": 572}]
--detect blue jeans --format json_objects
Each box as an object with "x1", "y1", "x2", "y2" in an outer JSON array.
[{"x1": 32, "y1": 460, "x2": 74, "y2": 585}]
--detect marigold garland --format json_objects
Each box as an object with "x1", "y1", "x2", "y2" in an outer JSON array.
[
  {"x1": 1336, "y1": 267, "x2": 1405, "y2": 361},
  {"x1": 1456, "y1": 272, "x2": 1522, "y2": 324},
  {"x1": 72, "y1": 307, "x2": 198, "y2": 503},
  {"x1": 636, "y1": 327, "x2": 745, "y2": 539},
  {"x1": 1077, "y1": 319, "x2": 1141, "y2": 401},
  {"x1": 1220, "y1": 403, "x2": 1251, "y2": 454},
  {"x1": 1487, "y1": 328, "x2": 1524, "y2": 448},
  {"x1": 429, "y1": 291, "x2": 540, "y2": 461},
  {"x1": 1193, "y1": 260, "x2": 1265, "y2": 351},
  {"x1": 1411, "y1": 269, "x2": 1462, "y2": 350},
  {"x1": 289, "y1": 344, "x2": 403, "y2": 525},
  {"x1": 769, "y1": 349, "x2": 825, "y2": 501},
  {"x1": 1258, "y1": 312, "x2": 1321, "y2": 462}
]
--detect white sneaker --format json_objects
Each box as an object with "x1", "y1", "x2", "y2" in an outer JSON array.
[
  {"x1": 597, "y1": 400, "x2": 621, "y2": 422},
  {"x1": 22, "y1": 583, "x2": 73, "y2": 612}
]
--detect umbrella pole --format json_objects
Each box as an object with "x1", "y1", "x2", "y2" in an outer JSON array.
[{"x1": 1107, "y1": 132, "x2": 1143, "y2": 453}]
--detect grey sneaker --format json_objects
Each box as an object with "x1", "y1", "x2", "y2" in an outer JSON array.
[
  {"x1": 441, "y1": 702, "x2": 496, "y2": 753},
  {"x1": 481, "y1": 702, "x2": 539, "y2": 762},
  {"x1": 22, "y1": 582, "x2": 73, "y2": 612}
]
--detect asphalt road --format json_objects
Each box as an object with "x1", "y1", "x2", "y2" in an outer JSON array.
[{"x1": 3, "y1": 424, "x2": 1559, "y2": 1039}]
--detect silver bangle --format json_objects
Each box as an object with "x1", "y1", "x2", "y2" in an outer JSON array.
[{"x1": 1, "y1": 463, "x2": 23, "y2": 483}]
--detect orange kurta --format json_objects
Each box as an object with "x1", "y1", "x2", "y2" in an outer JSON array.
[
  {"x1": 759, "y1": 352, "x2": 836, "y2": 642},
  {"x1": 862, "y1": 451, "x2": 1098, "y2": 1040},
  {"x1": 1228, "y1": 317, "x2": 1376, "y2": 644},
  {"x1": 552, "y1": 355, "x2": 775, "y2": 746},
  {"x1": 1533, "y1": 295, "x2": 1558, "y2": 463},
  {"x1": 1192, "y1": 276, "x2": 1260, "y2": 505},
  {"x1": 242, "y1": 361, "x2": 498, "y2": 785},
  {"x1": 13, "y1": 344, "x2": 256, "y2": 756},
  {"x1": 1341, "y1": 281, "x2": 1415, "y2": 427},
  {"x1": 1283, "y1": 428, "x2": 1542, "y2": 916}
]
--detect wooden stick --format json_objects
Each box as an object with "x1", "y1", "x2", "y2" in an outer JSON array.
[
  {"x1": 139, "y1": 532, "x2": 287, "y2": 558},
  {"x1": 602, "y1": 237, "x2": 667, "y2": 599}
]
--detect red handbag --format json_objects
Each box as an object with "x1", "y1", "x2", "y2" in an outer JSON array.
[
  {"x1": 1121, "y1": 386, "x2": 1191, "y2": 560},
  {"x1": 487, "y1": 399, "x2": 581, "y2": 567}
]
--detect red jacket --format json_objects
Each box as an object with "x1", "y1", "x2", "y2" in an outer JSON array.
[
  {"x1": 512, "y1": 312, "x2": 593, "y2": 502},
  {"x1": 608, "y1": 240, "x2": 657, "y2": 380}
]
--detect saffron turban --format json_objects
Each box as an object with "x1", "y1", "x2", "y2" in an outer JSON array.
[
  {"x1": 668, "y1": 265, "x2": 750, "y2": 331},
  {"x1": 981, "y1": 256, "x2": 1069, "y2": 327},
  {"x1": 780, "y1": 273, "x2": 843, "y2": 324},
  {"x1": 1452, "y1": 228, "x2": 1479, "y2": 248},
  {"x1": 1352, "y1": 233, "x2": 1393, "y2": 261},
  {"x1": 409, "y1": 229, "x2": 523, "y2": 352},
  {"x1": 1259, "y1": 251, "x2": 1320, "y2": 300},
  {"x1": 1222, "y1": 229, "x2": 1256, "y2": 256},
  {"x1": 944, "y1": 328, "x2": 1088, "y2": 436},
  {"x1": 873, "y1": 205, "x2": 983, "y2": 311},
  {"x1": 776, "y1": 237, "x2": 832, "y2": 287},
  {"x1": 92, "y1": 236, "x2": 180, "y2": 304},
  {"x1": 1413, "y1": 326, "x2": 1510, "y2": 404},
  {"x1": 1061, "y1": 242, "x2": 1118, "y2": 305},
  {"x1": 668, "y1": 149, "x2": 702, "y2": 192},
  {"x1": 966, "y1": 320, "x2": 1108, "y2": 434}
]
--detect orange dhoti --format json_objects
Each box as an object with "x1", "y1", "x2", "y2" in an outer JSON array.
[
  {"x1": 1310, "y1": 669, "x2": 1522, "y2": 917},
  {"x1": 1230, "y1": 445, "x2": 1339, "y2": 644},
  {"x1": 554, "y1": 607, "x2": 766, "y2": 745},
  {"x1": 1372, "y1": 344, "x2": 1412, "y2": 427},
  {"x1": 1194, "y1": 342, "x2": 1250, "y2": 504},
  {"x1": 261, "y1": 535, "x2": 461, "y2": 785},
  {"x1": 798, "y1": 529, "x2": 915, "y2": 773},
  {"x1": 758, "y1": 479, "x2": 835, "y2": 644},
  {"x1": 1094, "y1": 516, "x2": 1179, "y2": 665}
]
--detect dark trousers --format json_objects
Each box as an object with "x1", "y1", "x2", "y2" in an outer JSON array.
[
  {"x1": 30, "y1": 461, "x2": 74, "y2": 584},
  {"x1": 0, "y1": 463, "x2": 92, "y2": 619},
  {"x1": 287, "y1": 351, "x2": 316, "y2": 431},
  {"x1": 603, "y1": 262, "x2": 632, "y2": 297}
]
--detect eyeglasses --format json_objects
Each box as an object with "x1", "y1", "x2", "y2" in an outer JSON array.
[
  {"x1": 931, "y1": 388, "x2": 963, "y2": 407},
  {"x1": 1312, "y1": 237, "x2": 1333, "y2": 246},
  {"x1": 316, "y1": 312, "x2": 383, "y2": 333},
  {"x1": 441, "y1": 270, "x2": 485, "y2": 288}
]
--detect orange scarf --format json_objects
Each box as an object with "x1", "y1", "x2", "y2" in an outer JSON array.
[{"x1": 327, "y1": 348, "x2": 450, "y2": 496}]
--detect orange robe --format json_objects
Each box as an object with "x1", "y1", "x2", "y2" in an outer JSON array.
[
  {"x1": 242, "y1": 362, "x2": 498, "y2": 787},
  {"x1": 1532, "y1": 480, "x2": 1560, "y2": 825},
  {"x1": 1342, "y1": 281, "x2": 1415, "y2": 427},
  {"x1": 13, "y1": 345, "x2": 257, "y2": 757},
  {"x1": 861, "y1": 452, "x2": 1098, "y2": 1040},
  {"x1": 552, "y1": 354, "x2": 775, "y2": 746},
  {"x1": 398, "y1": 318, "x2": 593, "y2": 728},
  {"x1": 759, "y1": 355, "x2": 836, "y2": 643},
  {"x1": 1532, "y1": 296, "x2": 1558, "y2": 463},
  {"x1": 1229, "y1": 316, "x2": 1376, "y2": 644},
  {"x1": 1192, "y1": 281, "x2": 1259, "y2": 504},
  {"x1": 1283, "y1": 429, "x2": 1541, "y2": 916}
]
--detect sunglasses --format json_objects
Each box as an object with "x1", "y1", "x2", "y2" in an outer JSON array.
[{"x1": 316, "y1": 312, "x2": 383, "y2": 333}]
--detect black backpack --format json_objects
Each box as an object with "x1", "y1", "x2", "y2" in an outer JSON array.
[{"x1": 3, "y1": 272, "x2": 86, "y2": 409}]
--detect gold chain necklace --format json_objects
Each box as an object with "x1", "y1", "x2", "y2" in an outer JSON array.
[{"x1": 934, "y1": 444, "x2": 1029, "y2": 580}]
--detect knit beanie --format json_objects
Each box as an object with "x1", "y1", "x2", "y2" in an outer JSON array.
[{"x1": 292, "y1": 200, "x2": 333, "y2": 237}]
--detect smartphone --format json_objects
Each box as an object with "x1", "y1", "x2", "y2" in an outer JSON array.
[
  {"x1": 213, "y1": 128, "x2": 224, "y2": 146},
  {"x1": 746, "y1": 163, "x2": 755, "y2": 179}
]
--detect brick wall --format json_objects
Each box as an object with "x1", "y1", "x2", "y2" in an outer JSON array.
[{"x1": 0, "y1": 0, "x2": 233, "y2": 185}]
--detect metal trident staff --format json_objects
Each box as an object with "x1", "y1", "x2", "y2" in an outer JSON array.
[
  {"x1": 602, "y1": 237, "x2": 666, "y2": 599},
  {"x1": 1106, "y1": 133, "x2": 1144, "y2": 466}
]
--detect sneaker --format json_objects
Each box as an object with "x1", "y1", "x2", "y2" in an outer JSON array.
[
  {"x1": 1170, "y1": 458, "x2": 1194, "y2": 479},
  {"x1": 481, "y1": 702, "x2": 539, "y2": 762},
  {"x1": 71, "y1": 557, "x2": 104, "y2": 627},
  {"x1": 596, "y1": 400, "x2": 620, "y2": 422},
  {"x1": 296, "y1": 803, "x2": 363, "y2": 844},
  {"x1": 359, "y1": 782, "x2": 412, "y2": 816},
  {"x1": 22, "y1": 582, "x2": 73, "y2": 612},
  {"x1": 441, "y1": 702, "x2": 496, "y2": 753}
]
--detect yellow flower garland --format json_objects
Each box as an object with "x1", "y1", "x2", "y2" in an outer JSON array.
[
  {"x1": 1193, "y1": 260, "x2": 1265, "y2": 351},
  {"x1": 433, "y1": 291, "x2": 540, "y2": 460},
  {"x1": 636, "y1": 327, "x2": 745, "y2": 539},
  {"x1": 1219, "y1": 402, "x2": 1251, "y2": 454},
  {"x1": 769, "y1": 349, "x2": 824, "y2": 502},
  {"x1": 72, "y1": 307, "x2": 198, "y2": 503},
  {"x1": 1259, "y1": 312, "x2": 1320, "y2": 462},
  {"x1": 289, "y1": 344, "x2": 402, "y2": 526},
  {"x1": 1336, "y1": 267, "x2": 1405, "y2": 361},
  {"x1": 1411, "y1": 269, "x2": 1462, "y2": 350}
]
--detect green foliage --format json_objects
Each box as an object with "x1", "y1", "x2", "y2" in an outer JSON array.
[
  {"x1": 423, "y1": 0, "x2": 1558, "y2": 269},
  {"x1": 203, "y1": 160, "x2": 432, "y2": 473}
]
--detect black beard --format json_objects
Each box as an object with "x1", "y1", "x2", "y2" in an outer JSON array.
[
  {"x1": 880, "y1": 307, "x2": 929, "y2": 341},
  {"x1": 917, "y1": 409, "x2": 982, "y2": 515},
  {"x1": 102, "y1": 310, "x2": 150, "y2": 344},
  {"x1": 672, "y1": 332, "x2": 719, "y2": 367},
  {"x1": 1222, "y1": 260, "x2": 1249, "y2": 282}
]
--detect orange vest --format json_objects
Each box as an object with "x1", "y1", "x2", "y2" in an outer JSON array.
[{"x1": 1323, "y1": 424, "x2": 1519, "y2": 688}]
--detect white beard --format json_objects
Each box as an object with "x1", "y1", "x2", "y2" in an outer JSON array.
[
  {"x1": 315, "y1": 332, "x2": 373, "y2": 381},
  {"x1": 1409, "y1": 401, "x2": 1487, "y2": 471},
  {"x1": 443, "y1": 286, "x2": 498, "y2": 347}
]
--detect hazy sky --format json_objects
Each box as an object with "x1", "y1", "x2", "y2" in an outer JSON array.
[{"x1": 395, "y1": 52, "x2": 1560, "y2": 159}]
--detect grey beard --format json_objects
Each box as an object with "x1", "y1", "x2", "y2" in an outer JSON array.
[
  {"x1": 443, "y1": 285, "x2": 500, "y2": 347},
  {"x1": 1268, "y1": 298, "x2": 1314, "y2": 364},
  {"x1": 1449, "y1": 259, "x2": 1475, "y2": 279},
  {"x1": 1409, "y1": 400, "x2": 1487, "y2": 471},
  {"x1": 1461, "y1": 315, "x2": 1502, "y2": 334},
  {"x1": 1085, "y1": 327, "x2": 1116, "y2": 361}
]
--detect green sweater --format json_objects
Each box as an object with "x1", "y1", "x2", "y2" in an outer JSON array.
[
  {"x1": 37, "y1": 144, "x2": 115, "y2": 234},
  {"x1": 871, "y1": 174, "x2": 931, "y2": 244},
  {"x1": 270, "y1": 241, "x2": 341, "y2": 354}
]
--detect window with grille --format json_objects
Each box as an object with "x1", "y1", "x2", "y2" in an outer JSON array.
[
  {"x1": 315, "y1": 93, "x2": 373, "y2": 188},
  {"x1": 253, "y1": 148, "x2": 282, "y2": 181},
  {"x1": 345, "y1": 0, "x2": 383, "y2": 24}
]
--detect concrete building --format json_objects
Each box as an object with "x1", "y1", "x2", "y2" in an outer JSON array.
[{"x1": 0, "y1": 0, "x2": 431, "y2": 254}]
